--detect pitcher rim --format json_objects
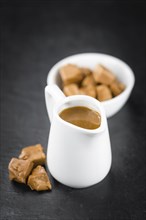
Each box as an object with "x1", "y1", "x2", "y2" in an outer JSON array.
[{"x1": 53, "y1": 95, "x2": 106, "y2": 134}]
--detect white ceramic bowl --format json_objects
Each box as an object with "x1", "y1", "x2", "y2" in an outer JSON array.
[{"x1": 47, "y1": 53, "x2": 135, "y2": 118}]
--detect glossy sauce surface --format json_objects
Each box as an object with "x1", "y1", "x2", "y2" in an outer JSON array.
[{"x1": 59, "y1": 106, "x2": 101, "y2": 129}]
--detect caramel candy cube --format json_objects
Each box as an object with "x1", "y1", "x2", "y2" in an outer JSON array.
[
  {"x1": 59, "y1": 64, "x2": 84, "y2": 85},
  {"x1": 80, "y1": 85, "x2": 96, "y2": 98},
  {"x1": 27, "y1": 165, "x2": 52, "y2": 191},
  {"x1": 63, "y1": 83, "x2": 80, "y2": 96},
  {"x1": 96, "y1": 85, "x2": 112, "y2": 101},
  {"x1": 8, "y1": 158, "x2": 34, "y2": 184},
  {"x1": 110, "y1": 80, "x2": 125, "y2": 96},
  {"x1": 79, "y1": 67, "x2": 92, "y2": 76},
  {"x1": 19, "y1": 144, "x2": 46, "y2": 167},
  {"x1": 93, "y1": 64, "x2": 116, "y2": 85},
  {"x1": 81, "y1": 74, "x2": 96, "y2": 87}
]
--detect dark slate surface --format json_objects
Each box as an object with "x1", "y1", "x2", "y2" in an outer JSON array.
[{"x1": 0, "y1": 1, "x2": 145, "y2": 220}]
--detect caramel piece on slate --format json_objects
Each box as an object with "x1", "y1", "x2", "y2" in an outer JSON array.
[
  {"x1": 19, "y1": 144, "x2": 46, "y2": 167},
  {"x1": 63, "y1": 83, "x2": 80, "y2": 96},
  {"x1": 93, "y1": 64, "x2": 116, "y2": 85},
  {"x1": 96, "y1": 85, "x2": 112, "y2": 101},
  {"x1": 27, "y1": 165, "x2": 52, "y2": 191},
  {"x1": 80, "y1": 85, "x2": 96, "y2": 98},
  {"x1": 59, "y1": 64, "x2": 84, "y2": 85},
  {"x1": 79, "y1": 67, "x2": 92, "y2": 76},
  {"x1": 81, "y1": 74, "x2": 96, "y2": 87},
  {"x1": 110, "y1": 80, "x2": 125, "y2": 96},
  {"x1": 8, "y1": 158, "x2": 34, "y2": 184}
]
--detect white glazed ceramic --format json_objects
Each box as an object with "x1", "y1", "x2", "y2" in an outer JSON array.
[
  {"x1": 47, "y1": 53, "x2": 135, "y2": 118},
  {"x1": 45, "y1": 84, "x2": 112, "y2": 188}
]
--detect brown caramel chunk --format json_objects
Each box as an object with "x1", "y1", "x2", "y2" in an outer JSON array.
[
  {"x1": 81, "y1": 74, "x2": 96, "y2": 87},
  {"x1": 60, "y1": 63, "x2": 125, "y2": 102},
  {"x1": 8, "y1": 158, "x2": 34, "y2": 184},
  {"x1": 93, "y1": 64, "x2": 116, "y2": 85},
  {"x1": 96, "y1": 85, "x2": 112, "y2": 101},
  {"x1": 59, "y1": 64, "x2": 84, "y2": 85},
  {"x1": 80, "y1": 85, "x2": 96, "y2": 98},
  {"x1": 27, "y1": 165, "x2": 52, "y2": 191},
  {"x1": 19, "y1": 144, "x2": 46, "y2": 167},
  {"x1": 63, "y1": 83, "x2": 80, "y2": 96},
  {"x1": 79, "y1": 67, "x2": 92, "y2": 76},
  {"x1": 118, "y1": 82, "x2": 125, "y2": 91},
  {"x1": 110, "y1": 80, "x2": 125, "y2": 96}
]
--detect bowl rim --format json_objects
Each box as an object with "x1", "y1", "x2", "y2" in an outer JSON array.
[{"x1": 47, "y1": 52, "x2": 135, "y2": 105}]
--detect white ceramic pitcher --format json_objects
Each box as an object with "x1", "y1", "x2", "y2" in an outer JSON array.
[{"x1": 45, "y1": 85, "x2": 112, "y2": 188}]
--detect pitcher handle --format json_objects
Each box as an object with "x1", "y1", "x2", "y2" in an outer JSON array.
[{"x1": 45, "y1": 85, "x2": 65, "y2": 122}]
